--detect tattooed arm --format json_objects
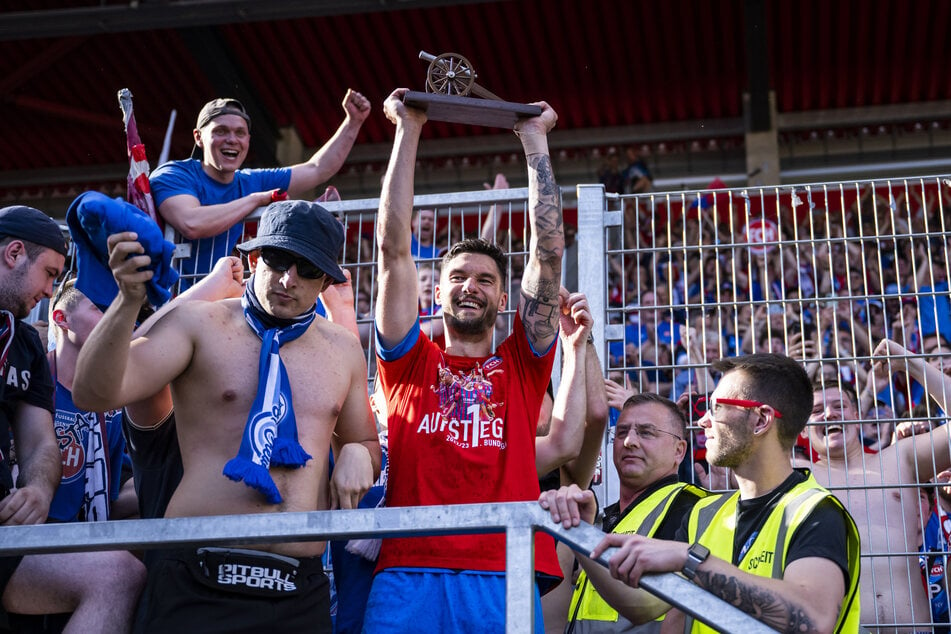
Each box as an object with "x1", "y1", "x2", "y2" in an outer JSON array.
[
  {"x1": 590, "y1": 534, "x2": 845, "y2": 632},
  {"x1": 516, "y1": 102, "x2": 564, "y2": 353}
]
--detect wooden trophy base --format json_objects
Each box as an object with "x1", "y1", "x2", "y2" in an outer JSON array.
[{"x1": 402, "y1": 91, "x2": 541, "y2": 129}]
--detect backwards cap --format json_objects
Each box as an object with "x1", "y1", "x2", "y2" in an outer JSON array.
[
  {"x1": 0, "y1": 205, "x2": 68, "y2": 257},
  {"x1": 195, "y1": 98, "x2": 251, "y2": 130}
]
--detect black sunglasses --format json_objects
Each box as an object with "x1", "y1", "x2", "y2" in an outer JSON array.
[{"x1": 259, "y1": 248, "x2": 325, "y2": 280}]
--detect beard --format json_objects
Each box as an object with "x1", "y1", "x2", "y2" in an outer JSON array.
[
  {"x1": 0, "y1": 264, "x2": 33, "y2": 319},
  {"x1": 444, "y1": 302, "x2": 499, "y2": 337},
  {"x1": 707, "y1": 422, "x2": 754, "y2": 469}
]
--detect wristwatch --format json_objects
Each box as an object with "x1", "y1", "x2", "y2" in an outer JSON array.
[{"x1": 682, "y1": 543, "x2": 710, "y2": 580}]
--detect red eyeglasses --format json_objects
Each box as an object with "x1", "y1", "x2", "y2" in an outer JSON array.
[{"x1": 693, "y1": 395, "x2": 783, "y2": 419}]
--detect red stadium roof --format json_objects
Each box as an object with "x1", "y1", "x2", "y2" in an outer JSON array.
[{"x1": 1, "y1": 0, "x2": 949, "y2": 212}]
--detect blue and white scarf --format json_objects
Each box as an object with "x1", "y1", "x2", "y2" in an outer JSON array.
[{"x1": 222, "y1": 279, "x2": 315, "y2": 503}]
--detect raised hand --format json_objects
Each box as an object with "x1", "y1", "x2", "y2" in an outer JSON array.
[
  {"x1": 559, "y1": 288, "x2": 593, "y2": 349},
  {"x1": 106, "y1": 231, "x2": 153, "y2": 305},
  {"x1": 342, "y1": 89, "x2": 371, "y2": 125},
  {"x1": 382, "y1": 88, "x2": 427, "y2": 128}
]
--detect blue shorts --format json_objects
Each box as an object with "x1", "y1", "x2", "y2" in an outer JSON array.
[{"x1": 362, "y1": 568, "x2": 544, "y2": 633}]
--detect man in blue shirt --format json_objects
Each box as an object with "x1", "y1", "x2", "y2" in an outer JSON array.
[{"x1": 150, "y1": 91, "x2": 370, "y2": 287}]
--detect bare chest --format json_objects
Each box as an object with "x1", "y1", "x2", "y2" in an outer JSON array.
[
  {"x1": 813, "y1": 460, "x2": 920, "y2": 552},
  {"x1": 174, "y1": 323, "x2": 351, "y2": 429}
]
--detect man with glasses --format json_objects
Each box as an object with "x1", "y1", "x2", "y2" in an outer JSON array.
[
  {"x1": 72, "y1": 200, "x2": 381, "y2": 633},
  {"x1": 806, "y1": 337, "x2": 951, "y2": 631},
  {"x1": 588, "y1": 353, "x2": 861, "y2": 633},
  {"x1": 540, "y1": 392, "x2": 707, "y2": 632},
  {"x1": 151, "y1": 92, "x2": 370, "y2": 288}
]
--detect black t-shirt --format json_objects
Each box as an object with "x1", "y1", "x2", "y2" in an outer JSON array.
[
  {"x1": 604, "y1": 474, "x2": 705, "y2": 540},
  {"x1": 676, "y1": 469, "x2": 850, "y2": 587},
  {"x1": 122, "y1": 410, "x2": 183, "y2": 520},
  {"x1": 0, "y1": 322, "x2": 55, "y2": 492},
  {"x1": 538, "y1": 468, "x2": 560, "y2": 493}
]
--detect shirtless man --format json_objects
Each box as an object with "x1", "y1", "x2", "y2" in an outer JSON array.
[
  {"x1": 805, "y1": 337, "x2": 951, "y2": 632},
  {"x1": 73, "y1": 200, "x2": 381, "y2": 633}
]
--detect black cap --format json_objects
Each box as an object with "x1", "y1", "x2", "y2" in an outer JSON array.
[
  {"x1": 236, "y1": 200, "x2": 346, "y2": 284},
  {"x1": 192, "y1": 98, "x2": 251, "y2": 159},
  {"x1": 195, "y1": 98, "x2": 250, "y2": 130},
  {"x1": 0, "y1": 205, "x2": 68, "y2": 257}
]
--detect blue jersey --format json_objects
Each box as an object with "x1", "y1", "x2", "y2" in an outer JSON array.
[
  {"x1": 921, "y1": 505, "x2": 951, "y2": 633},
  {"x1": 49, "y1": 382, "x2": 125, "y2": 522},
  {"x1": 150, "y1": 159, "x2": 291, "y2": 288}
]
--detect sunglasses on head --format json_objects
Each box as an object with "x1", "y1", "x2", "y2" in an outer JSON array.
[{"x1": 259, "y1": 248, "x2": 325, "y2": 280}]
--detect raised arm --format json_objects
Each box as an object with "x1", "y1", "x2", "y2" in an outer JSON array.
[
  {"x1": 516, "y1": 103, "x2": 564, "y2": 352},
  {"x1": 874, "y1": 338, "x2": 951, "y2": 480},
  {"x1": 562, "y1": 326, "x2": 609, "y2": 487},
  {"x1": 287, "y1": 89, "x2": 370, "y2": 198},
  {"x1": 375, "y1": 89, "x2": 429, "y2": 348},
  {"x1": 320, "y1": 269, "x2": 361, "y2": 340},
  {"x1": 479, "y1": 173, "x2": 509, "y2": 243},
  {"x1": 73, "y1": 233, "x2": 196, "y2": 411},
  {"x1": 536, "y1": 289, "x2": 591, "y2": 475}
]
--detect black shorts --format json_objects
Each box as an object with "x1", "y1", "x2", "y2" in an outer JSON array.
[
  {"x1": 134, "y1": 548, "x2": 330, "y2": 634},
  {"x1": 0, "y1": 554, "x2": 24, "y2": 629}
]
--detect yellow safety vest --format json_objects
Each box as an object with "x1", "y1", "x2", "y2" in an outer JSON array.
[
  {"x1": 684, "y1": 471, "x2": 861, "y2": 633},
  {"x1": 567, "y1": 482, "x2": 708, "y2": 633}
]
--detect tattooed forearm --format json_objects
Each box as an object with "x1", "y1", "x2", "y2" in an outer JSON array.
[
  {"x1": 527, "y1": 155, "x2": 564, "y2": 250},
  {"x1": 694, "y1": 570, "x2": 817, "y2": 633},
  {"x1": 528, "y1": 154, "x2": 561, "y2": 203},
  {"x1": 520, "y1": 149, "x2": 563, "y2": 348},
  {"x1": 520, "y1": 288, "x2": 559, "y2": 342}
]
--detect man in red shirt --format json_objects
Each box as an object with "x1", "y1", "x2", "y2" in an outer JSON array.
[{"x1": 366, "y1": 88, "x2": 563, "y2": 632}]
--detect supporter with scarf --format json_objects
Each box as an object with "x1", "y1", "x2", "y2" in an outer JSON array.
[{"x1": 73, "y1": 199, "x2": 381, "y2": 634}]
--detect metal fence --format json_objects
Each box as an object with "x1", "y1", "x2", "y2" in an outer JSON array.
[
  {"x1": 579, "y1": 176, "x2": 951, "y2": 632},
  {"x1": 169, "y1": 175, "x2": 951, "y2": 630},
  {"x1": 21, "y1": 174, "x2": 951, "y2": 630}
]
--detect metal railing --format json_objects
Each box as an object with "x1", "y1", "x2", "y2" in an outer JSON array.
[
  {"x1": 0, "y1": 502, "x2": 770, "y2": 633},
  {"x1": 32, "y1": 173, "x2": 951, "y2": 631}
]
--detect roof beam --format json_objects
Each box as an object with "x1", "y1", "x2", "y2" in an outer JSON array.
[
  {"x1": 2, "y1": 110, "x2": 948, "y2": 192},
  {"x1": 347, "y1": 118, "x2": 748, "y2": 164},
  {"x1": 6, "y1": 95, "x2": 118, "y2": 129},
  {"x1": 0, "y1": 0, "x2": 502, "y2": 41},
  {"x1": 777, "y1": 100, "x2": 951, "y2": 130}
]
